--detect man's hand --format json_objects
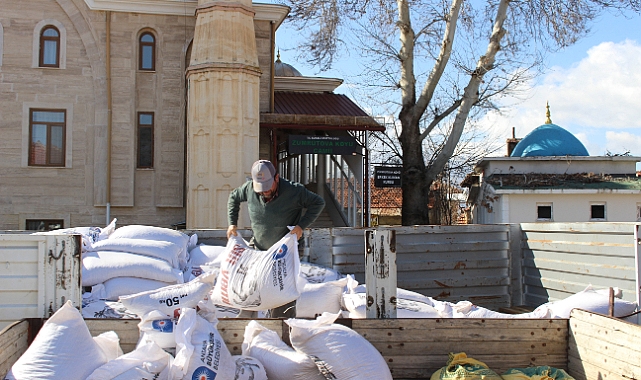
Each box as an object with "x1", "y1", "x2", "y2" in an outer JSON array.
[
  {"x1": 227, "y1": 225, "x2": 238, "y2": 239},
  {"x1": 290, "y1": 225, "x2": 303, "y2": 240}
]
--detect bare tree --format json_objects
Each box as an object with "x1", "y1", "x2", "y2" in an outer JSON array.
[{"x1": 279, "y1": 0, "x2": 641, "y2": 225}]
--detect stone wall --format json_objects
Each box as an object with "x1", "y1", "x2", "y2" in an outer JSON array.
[{"x1": 0, "y1": 0, "x2": 277, "y2": 229}]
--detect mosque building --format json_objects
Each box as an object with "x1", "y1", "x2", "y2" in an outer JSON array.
[
  {"x1": 0, "y1": 0, "x2": 382, "y2": 230},
  {"x1": 462, "y1": 104, "x2": 641, "y2": 224}
]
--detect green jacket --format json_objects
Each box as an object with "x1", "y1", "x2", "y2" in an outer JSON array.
[{"x1": 227, "y1": 178, "x2": 325, "y2": 250}]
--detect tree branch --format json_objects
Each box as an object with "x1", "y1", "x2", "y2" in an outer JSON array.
[
  {"x1": 413, "y1": 0, "x2": 464, "y2": 124},
  {"x1": 419, "y1": 99, "x2": 463, "y2": 141},
  {"x1": 427, "y1": 0, "x2": 509, "y2": 180}
]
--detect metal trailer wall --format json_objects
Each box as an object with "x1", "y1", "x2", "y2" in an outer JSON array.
[
  {"x1": 0, "y1": 232, "x2": 82, "y2": 330},
  {"x1": 520, "y1": 222, "x2": 640, "y2": 307},
  {"x1": 306, "y1": 225, "x2": 517, "y2": 310},
  {"x1": 177, "y1": 222, "x2": 641, "y2": 312}
]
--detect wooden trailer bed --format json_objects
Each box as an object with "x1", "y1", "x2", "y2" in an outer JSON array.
[{"x1": 1, "y1": 309, "x2": 639, "y2": 379}]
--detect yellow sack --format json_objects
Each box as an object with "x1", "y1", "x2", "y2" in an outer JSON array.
[
  {"x1": 501, "y1": 366, "x2": 575, "y2": 380},
  {"x1": 430, "y1": 352, "x2": 502, "y2": 380}
]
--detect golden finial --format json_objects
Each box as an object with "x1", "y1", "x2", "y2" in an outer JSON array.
[
  {"x1": 276, "y1": 49, "x2": 281, "y2": 62},
  {"x1": 545, "y1": 101, "x2": 552, "y2": 124}
]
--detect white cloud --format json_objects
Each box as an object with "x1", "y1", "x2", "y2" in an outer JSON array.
[
  {"x1": 542, "y1": 40, "x2": 641, "y2": 129},
  {"x1": 480, "y1": 40, "x2": 641, "y2": 158},
  {"x1": 605, "y1": 131, "x2": 641, "y2": 156}
]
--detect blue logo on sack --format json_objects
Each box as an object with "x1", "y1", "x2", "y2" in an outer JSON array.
[
  {"x1": 152, "y1": 319, "x2": 173, "y2": 333},
  {"x1": 192, "y1": 366, "x2": 217, "y2": 380},
  {"x1": 271, "y1": 244, "x2": 288, "y2": 260}
]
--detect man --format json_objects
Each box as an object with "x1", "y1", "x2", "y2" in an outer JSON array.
[{"x1": 227, "y1": 159, "x2": 325, "y2": 317}]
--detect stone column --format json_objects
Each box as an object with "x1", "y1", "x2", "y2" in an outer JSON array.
[{"x1": 186, "y1": 0, "x2": 261, "y2": 229}]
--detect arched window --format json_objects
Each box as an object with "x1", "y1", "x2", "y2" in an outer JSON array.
[
  {"x1": 39, "y1": 26, "x2": 60, "y2": 67},
  {"x1": 139, "y1": 32, "x2": 155, "y2": 71}
]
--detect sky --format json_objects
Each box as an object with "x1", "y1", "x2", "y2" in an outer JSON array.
[{"x1": 271, "y1": 6, "x2": 641, "y2": 169}]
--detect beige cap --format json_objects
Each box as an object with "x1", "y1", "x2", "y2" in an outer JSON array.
[{"x1": 251, "y1": 160, "x2": 276, "y2": 192}]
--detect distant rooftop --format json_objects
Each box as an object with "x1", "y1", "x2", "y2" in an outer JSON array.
[{"x1": 485, "y1": 173, "x2": 641, "y2": 190}]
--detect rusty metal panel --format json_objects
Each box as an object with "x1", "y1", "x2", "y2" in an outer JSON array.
[
  {"x1": 330, "y1": 225, "x2": 512, "y2": 310},
  {"x1": 0, "y1": 233, "x2": 82, "y2": 329},
  {"x1": 520, "y1": 222, "x2": 638, "y2": 307},
  {"x1": 365, "y1": 229, "x2": 397, "y2": 318}
]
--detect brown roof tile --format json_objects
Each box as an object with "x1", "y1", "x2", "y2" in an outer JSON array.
[{"x1": 261, "y1": 92, "x2": 385, "y2": 132}]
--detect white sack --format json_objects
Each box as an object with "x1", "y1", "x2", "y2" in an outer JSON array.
[
  {"x1": 6, "y1": 301, "x2": 107, "y2": 380},
  {"x1": 88, "y1": 238, "x2": 182, "y2": 268},
  {"x1": 188, "y1": 233, "x2": 198, "y2": 252},
  {"x1": 87, "y1": 339, "x2": 173, "y2": 380},
  {"x1": 297, "y1": 277, "x2": 347, "y2": 318},
  {"x1": 82, "y1": 250, "x2": 183, "y2": 286},
  {"x1": 172, "y1": 308, "x2": 235, "y2": 380},
  {"x1": 342, "y1": 292, "x2": 441, "y2": 319},
  {"x1": 184, "y1": 244, "x2": 225, "y2": 282},
  {"x1": 93, "y1": 331, "x2": 123, "y2": 362},
  {"x1": 286, "y1": 312, "x2": 393, "y2": 380},
  {"x1": 210, "y1": 234, "x2": 303, "y2": 311},
  {"x1": 81, "y1": 299, "x2": 138, "y2": 319},
  {"x1": 545, "y1": 285, "x2": 638, "y2": 318},
  {"x1": 138, "y1": 310, "x2": 177, "y2": 349},
  {"x1": 108, "y1": 224, "x2": 190, "y2": 268},
  {"x1": 209, "y1": 303, "x2": 242, "y2": 319},
  {"x1": 188, "y1": 244, "x2": 226, "y2": 267},
  {"x1": 345, "y1": 275, "x2": 435, "y2": 304},
  {"x1": 242, "y1": 320, "x2": 325, "y2": 380},
  {"x1": 342, "y1": 276, "x2": 440, "y2": 318},
  {"x1": 119, "y1": 271, "x2": 215, "y2": 318},
  {"x1": 451, "y1": 301, "x2": 551, "y2": 319},
  {"x1": 232, "y1": 356, "x2": 268, "y2": 380},
  {"x1": 300, "y1": 262, "x2": 344, "y2": 283},
  {"x1": 89, "y1": 277, "x2": 176, "y2": 301}
]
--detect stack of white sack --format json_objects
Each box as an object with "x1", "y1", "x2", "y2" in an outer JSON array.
[
  {"x1": 339, "y1": 275, "x2": 638, "y2": 319},
  {"x1": 242, "y1": 313, "x2": 394, "y2": 380},
  {"x1": 441, "y1": 285, "x2": 637, "y2": 319},
  {"x1": 83, "y1": 225, "x2": 193, "y2": 302},
  {"x1": 6, "y1": 298, "x2": 270, "y2": 379}
]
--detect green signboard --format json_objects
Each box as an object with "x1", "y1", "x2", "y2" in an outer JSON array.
[{"x1": 288, "y1": 135, "x2": 357, "y2": 155}]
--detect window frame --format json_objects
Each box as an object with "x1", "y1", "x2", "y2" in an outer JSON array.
[
  {"x1": 137, "y1": 112, "x2": 154, "y2": 169},
  {"x1": 25, "y1": 219, "x2": 64, "y2": 231},
  {"x1": 536, "y1": 203, "x2": 553, "y2": 221},
  {"x1": 139, "y1": 32, "x2": 156, "y2": 71},
  {"x1": 0, "y1": 22, "x2": 4, "y2": 67},
  {"x1": 28, "y1": 108, "x2": 67, "y2": 167},
  {"x1": 39, "y1": 25, "x2": 60, "y2": 68},
  {"x1": 590, "y1": 203, "x2": 606, "y2": 221}
]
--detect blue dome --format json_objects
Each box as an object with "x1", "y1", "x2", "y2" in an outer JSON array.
[{"x1": 510, "y1": 124, "x2": 589, "y2": 157}]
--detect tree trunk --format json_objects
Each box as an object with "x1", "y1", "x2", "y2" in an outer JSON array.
[{"x1": 399, "y1": 113, "x2": 430, "y2": 225}]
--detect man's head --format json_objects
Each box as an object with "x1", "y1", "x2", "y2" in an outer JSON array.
[{"x1": 251, "y1": 160, "x2": 277, "y2": 193}]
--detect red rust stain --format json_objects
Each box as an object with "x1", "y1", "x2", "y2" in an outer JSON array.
[
  {"x1": 436, "y1": 291, "x2": 451, "y2": 298},
  {"x1": 434, "y1": 280, "x2": 451, "y2": 288},
  {"x1": 454, "y1": 261, "x2": 467, "y2": 269}
]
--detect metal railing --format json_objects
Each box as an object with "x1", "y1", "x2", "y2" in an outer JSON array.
[
  {"x1": 278, "y1": 153, "x2": 364, "y2": 227},
  {"x1": 326, "y1": 155, "x2": 363, "y2": 227}
]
